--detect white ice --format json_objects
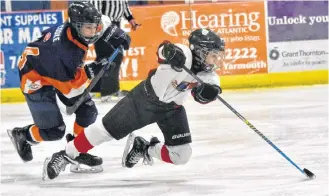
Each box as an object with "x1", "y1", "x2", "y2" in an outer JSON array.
[{"x1": 1, "y1": 85, "x2": 328, "y2": 196}]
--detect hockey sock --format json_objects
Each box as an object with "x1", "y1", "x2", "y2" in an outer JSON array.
[
  {"x1": 73, "y1": 121, "x2": 84, "y2": 136},
  {"x1": 26, "y1": 125, "x2": 43, "y2": 143},
  {"x1": 26, "y1": 124, "x2": 66, "y2": 142},
  {"x1": 148, "y1": 143, "x2": 173, "y2": 164},
  {"x1": 66, "y1": 121, "x2": 114, "y2": 158}
]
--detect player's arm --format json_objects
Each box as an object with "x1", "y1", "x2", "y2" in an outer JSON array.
[
  {"x1": 191, "y1": 72, "x2": 222, "y2": 104},
  {"x1": 94, "y1": 23, "x2": 131, "y2": 59},
  {"x1": 151, "y1": 41, "x2": 188, "y2": 100},
  {"x1": 157, "y1": 41, "x2": 187, "y2": 71}
]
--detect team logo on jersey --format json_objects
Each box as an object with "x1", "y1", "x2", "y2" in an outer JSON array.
[
  {"x1": 172, "y1": 80, "x2": 197, "y2": 92},
  {"x1": 28, "y1": 82, "x2": 42, "y2": 90},
  {"x1": 23, "y1": 80, "x2": 42, "y2": 93},
  {"x1": 43, "y1": 32, "x2": 51, "y2": 42}
]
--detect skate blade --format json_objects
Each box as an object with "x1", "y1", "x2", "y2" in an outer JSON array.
[
  {"x1": 42, "y1": 157, "x2": 51, "y2": 181},
  {"x1": 6, "y1": 129, "x2": 28, "y2": 163},
  {"x1": 6, "y1": 129, "x2": 16, "y2": 150},
  {"x1": 70, "y1": 164, "x2": 103, "y2": 173},
  {"x1": 122, "y1": 133, "x2": 136, "y2": 167}
]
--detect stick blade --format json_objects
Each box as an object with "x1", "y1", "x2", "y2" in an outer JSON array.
[{"x1": 303, "y1": 168, "x2": 316, "y2": 179}]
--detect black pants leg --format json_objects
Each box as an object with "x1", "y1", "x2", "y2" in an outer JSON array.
[
  {"x1": 100, "y1": 52, "x2": 123, "y2": 96},
  {"x1": 91, "y1": 21, "x2": 123, "y2": 96},
  {"x1": 101, "y1": 80, "x2": 191, "y2": 146},
  {"x1": 102, "y1": 81, "x2": 157, "y2": 140},
  {"x1": 24, "y1": 87, "x2": 66, "y2": 141},
  {"x1": 157, "y1": 106, "x2": 192, "y2": 146}
]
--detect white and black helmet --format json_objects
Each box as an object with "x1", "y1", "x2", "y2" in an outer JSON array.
[{"x1": 189, "y1": 28, "x2": 225, "y2": 72}]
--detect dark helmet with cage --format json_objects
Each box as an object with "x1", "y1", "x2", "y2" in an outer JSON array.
[
  {"x1": 68, "y1": 1, "x2": 102, "y2": 44},
  {"x1": 188, "y1": 28, "x2": 225, "y2": 72}
]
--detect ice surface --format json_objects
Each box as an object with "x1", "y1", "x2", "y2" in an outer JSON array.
[{"x1": 1, "y1": 85, "x2": 328, "y2": 196}]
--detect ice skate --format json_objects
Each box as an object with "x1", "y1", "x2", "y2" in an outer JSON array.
[
  {"x1": 42, "y1": 150, "x2": 77, "y2": 180},
  {"x1": 70, "y1": 153, "x2": 103, "y2": 173},
  {"x1": 66, "y1": 134, "x2": 103, "y2": 173},
  {"x1": 7, "y1": 127, "x2": 33, "y2": 162},
  {"x1": 122, "y1": 133, "x2": 160, "y2": 168}
]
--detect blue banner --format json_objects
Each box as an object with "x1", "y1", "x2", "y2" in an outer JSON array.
[
  {"x1": 268, "y1": 1, "x2": 328, "y2": 42},
  {"x1": 267, "y1": 1, "x2": 328, "y2": 73},
  {"x1": 0, "y1": 11, "x2": 64, "y2": 88}
]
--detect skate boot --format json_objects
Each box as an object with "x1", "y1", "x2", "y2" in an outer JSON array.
[
  {"x1": 122, "y1": 133, "x2": 160, "y2": 168},
  {"x1": 66, "y1": 133, "x2": 103, "y2": 173},
  {"x1": 42, "y1": 150, "x2": 77, "y2": 180},
  {"x1": 7, "y1": 126, "x2": 33, "y2": 162}
]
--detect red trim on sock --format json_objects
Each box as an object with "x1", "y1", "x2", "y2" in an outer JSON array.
[
  {"x1": 161, "y1": 145, "x2": 173, "y2": 163},
  {"x1": 73, "y1": 130, "x2": 93, "y2": 153}
]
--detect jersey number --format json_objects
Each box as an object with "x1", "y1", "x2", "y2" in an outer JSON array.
[{"x1": 18, "y1": 47, "x2": 40, "y2": 70}]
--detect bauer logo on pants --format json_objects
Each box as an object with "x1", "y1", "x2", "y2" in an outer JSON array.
[{"x1": 172, "y1": 133, "x2": 191, "y2": 140}]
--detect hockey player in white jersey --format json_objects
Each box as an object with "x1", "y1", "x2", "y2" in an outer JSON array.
[{"x1": 43, "y1": 28, "x2": 225, "y2": 180}]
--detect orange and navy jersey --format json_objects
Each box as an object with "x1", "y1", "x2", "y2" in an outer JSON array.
[{"x1": 18, "y1": 23, "x2": 97, "y2": 98}]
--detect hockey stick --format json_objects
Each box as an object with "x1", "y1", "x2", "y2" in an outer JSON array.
[
  {"x1": 182, "y1": 66, "x2": 315, "y2": 179},
  {"x1": 65, "y1": 47, "x2": 121, "y2": 115}
]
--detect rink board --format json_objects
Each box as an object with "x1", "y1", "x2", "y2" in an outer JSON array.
[{"x1": 1, "y1": 69, "x2": 327, "y2": 103}]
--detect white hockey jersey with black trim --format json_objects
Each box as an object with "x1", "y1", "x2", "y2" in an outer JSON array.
[{"x1": 150, "y1": 43, "x2": 220, "y2": 105}]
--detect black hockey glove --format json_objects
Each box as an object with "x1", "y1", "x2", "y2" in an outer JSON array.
[
  {"x1": 162, "y1": 43, "x2": 186, "y2": 72},
  {"x1": 95, "y1": 24, "x2": 131, "y2": 58},
  {"x1": 103, "y1": 24, "x2": 131, "y2": 50},
  {"x1": 84, "y1": 62, "x2": 98, "y2": 79},
  {"x1": 191, "y1": 83, "x2": 222, "y2": 104}
]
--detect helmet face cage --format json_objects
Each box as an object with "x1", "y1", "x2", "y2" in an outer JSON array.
[
  {"x1": 189, "y1": 29, "x2": 225, "y2": 72},
  {"x1": 193, "y1": 45, "x2": 225, "y2": 72},
  {"x1": 72, "y1": 20, "x2": 101, "y2": 44},
  {"x1": 68, "y1": 1, "x2": 102, "y2": 45}
]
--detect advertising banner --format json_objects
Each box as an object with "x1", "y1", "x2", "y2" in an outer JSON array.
[
  {"x1": 0, "y1": 2, "x2": 268, "y2": 89},
  {"x1": 0, "y1": 11, "x2": 65, "y2": 88},
  {"x1": 121, "y1": 1, "x2": 268, "y2": 81},
  {"x1": 267, "y1": 1, "x2": 328, "y2": 72}
]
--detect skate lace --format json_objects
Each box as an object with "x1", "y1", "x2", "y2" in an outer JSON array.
[
  {"x1": 50, "y1": 155, "x2": 67, "y2": 174},
  {"x1": 128, "y1": 150, "x2": 153, "y2": 166},
  {"x1": 128, "y1": 150, "x2": 143, "y2": 164}
]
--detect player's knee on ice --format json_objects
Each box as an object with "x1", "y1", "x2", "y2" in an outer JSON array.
[{"x1": 167, "y1": 144, "x2": 192, "y2": 165}]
